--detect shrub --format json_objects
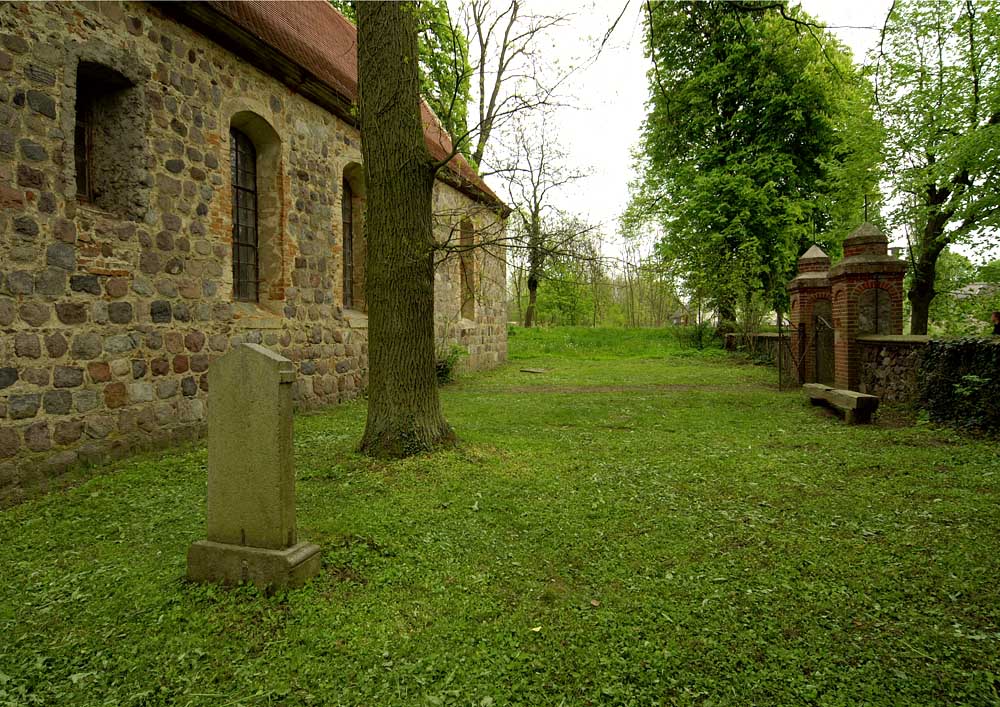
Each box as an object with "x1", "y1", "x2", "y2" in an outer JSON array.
[
  {"x1": 680, "y1": 321, "x2": 715, "y2": 349},
  {"x1": 435, "y1": 344, "x2": 468, "y2": 385}
]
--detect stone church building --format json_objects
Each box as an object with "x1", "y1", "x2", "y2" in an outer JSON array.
[{"x1": 0, "y1": 1, "x2": 509, "y2": 503}]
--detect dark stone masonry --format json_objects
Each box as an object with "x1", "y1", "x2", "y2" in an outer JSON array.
[
  {"x1": 857, "y1": 336, "x2": 928, "y2": 404},
  {"x1": 0, "y1": 1, "x2": 509, "y2": 504}
]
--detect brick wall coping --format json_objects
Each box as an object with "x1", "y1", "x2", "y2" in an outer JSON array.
[{"x1": 856, "y1": 335, "x2": 930, "y2": 346}]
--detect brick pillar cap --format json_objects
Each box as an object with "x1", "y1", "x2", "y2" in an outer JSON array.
[
  {"x1": 843, "y1": 222, "x2": 887, "y2": 253},
  {"x1": 793, "y1": 244, "x2": 831, "y2": 279},
  {"x1": 800, "y1": 244, "x2": 829, "y2": 262},
  {"x1": 798, "y1": 244, "x2": 830, "y2": 266}
]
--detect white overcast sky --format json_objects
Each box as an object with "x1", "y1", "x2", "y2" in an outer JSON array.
[{"x1": 482, "y1": 0, "x2": 911, "y2": 256}]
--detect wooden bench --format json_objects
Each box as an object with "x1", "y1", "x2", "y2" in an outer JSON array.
[{"x1": 803, "y1": 383, "x2": 879, "y2": 424}]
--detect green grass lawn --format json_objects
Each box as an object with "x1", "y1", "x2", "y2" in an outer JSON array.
[{"x1": 2, "y1": 327, "x2": 999, "y2": 706}]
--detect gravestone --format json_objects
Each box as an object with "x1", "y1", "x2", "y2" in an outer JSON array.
[{"x1": 187, "y1": 344, "x2": 321, "y2": 588}]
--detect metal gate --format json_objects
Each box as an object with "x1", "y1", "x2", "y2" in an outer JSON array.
[{"x1": 814, "y1": 300, "x2": 834, "y2": 385}]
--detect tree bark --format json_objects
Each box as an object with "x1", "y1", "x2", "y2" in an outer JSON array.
[
  {"x1": 908, "y1": 254, "x2": 940, "y2": 336},
  {"x1": 357, "y1": 2, "x2": 455, "y2": 457},
  {"x1": 908, "y1": 213, "x2": 949, "y2": 335},
  {"x1": 524, "y1": 273, "x2": 538, "y2": 327}
]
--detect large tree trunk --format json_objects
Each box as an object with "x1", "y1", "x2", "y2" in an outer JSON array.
[
  {"x1": 908, "y1": 284, "x2": 934, "y2": 335},
  {"x1": 357, "y1": 2, "x2": 455, "y2": 457},
  {"x1": 908, "y1": 218, "x2": 948, "y2": 335},
  {"x1": 523, "y1": 274, "x2": 538, "y2": 327}
]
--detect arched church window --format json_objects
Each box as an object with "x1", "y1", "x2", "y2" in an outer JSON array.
[{"x1": 230, "y1": 127, "x2": 259, "y2": 303}]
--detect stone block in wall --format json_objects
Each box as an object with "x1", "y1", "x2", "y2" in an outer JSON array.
[
  {"x1": 74, "y1": 390, "x2": 100, "y2": 412},
  {"x1": 0, "y1": 369, "x2": 17, "y2": 390},
  {"x1": 104, "y1": 383, "x2": 128, "y2": 409},
  {"x1": 45, "y1": 333, "x2": 68, "y2": 358},
  {"x1": 24, "y1": 422, "x2": 52, "y2": 452},
  {"x1": 53, "y1": 420, "x2": 84, "y2": 446},
  {"x1": 42, "y1": 390, "x2": 72, "y2": 415},
  {"x1": 87, "y1": 362, "x2": 112, "y2": 383},
  {"x1": 9, "y1": 394, "x2": 41, "y2": 420},
  {"x1": 0, "y1": 428, "x2": 20, "y2": 458}
]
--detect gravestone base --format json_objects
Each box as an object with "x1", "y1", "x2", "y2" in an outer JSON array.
[{"x1": 187, "y1": 540, "x2": 321, "y2": 589}]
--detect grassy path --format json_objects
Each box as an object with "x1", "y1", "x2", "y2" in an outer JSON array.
[{"x1": 2, "y1": 327, "x2": 998, "y2": 705}]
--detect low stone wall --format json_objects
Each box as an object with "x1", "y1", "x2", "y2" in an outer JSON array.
[
  {"x1": 857, "y1": 335, "x2": 929, "y2": 404},
  {"x1": 728, "y1": 332, "x2": 931, "y2": 401}
]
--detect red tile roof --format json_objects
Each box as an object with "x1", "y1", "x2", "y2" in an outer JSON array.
[{"x1": 202, "y1": 0, "x2": 502, "y2": 209}]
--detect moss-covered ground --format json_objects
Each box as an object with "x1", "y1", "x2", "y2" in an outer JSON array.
[{"x1": 2, "y1": 327, "x2": 998, "y2": 705}]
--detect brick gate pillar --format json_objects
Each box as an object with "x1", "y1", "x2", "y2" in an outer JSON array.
[
  {"x1": 788, "y1": 246, "x2": 831, "y2": 384},
  {"x1": 828, "y1": 223, "x2": 907, "y2": 391}
]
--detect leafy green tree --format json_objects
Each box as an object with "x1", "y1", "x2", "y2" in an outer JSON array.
[
  {"x1": 925, "y1": 250, "x2": 976, "y2": 330},
  {"x1": 872, "y1": 0, "x2": 1000, "y2": 334},
  {"x1": 979, "y1": 259, "x2": 1000, "y2": 283},
  {"x1": 630, "y1": 1, "x2": 882, "y2": 325},
  {"x1": 935, "y1": 251, "x2": 978, "y2": 295},
  {"x1": 904, "y1": 250, "x2": 1000, "y2": 335}
]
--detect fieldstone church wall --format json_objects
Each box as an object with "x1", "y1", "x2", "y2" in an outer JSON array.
[{"x1": 0, "y1": 1, "x2": 507, "y2": 504}]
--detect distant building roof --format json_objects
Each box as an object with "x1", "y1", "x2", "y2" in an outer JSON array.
[{"x1": 165, "y1": 1, "x2": 505, "y2": 212}]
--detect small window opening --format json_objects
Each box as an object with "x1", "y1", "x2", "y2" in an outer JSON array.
[
  {"x1": 230, "y1": 127, "x2": 259, "y2": 302},
  {"x1": 340, "y1": 164, "x2": 366, "y2": 312},
  {"x1": 74, "y1": 62, "x2": 137, "y2": 213}
]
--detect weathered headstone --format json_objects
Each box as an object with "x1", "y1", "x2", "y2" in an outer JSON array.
[{"x1": 187, "y1": 344, "x2": 321, "y2": 588}]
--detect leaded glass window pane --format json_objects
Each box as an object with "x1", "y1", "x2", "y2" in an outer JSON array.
[{"x1": 230, "y1": 128, "x2": 259, "y2": 302}]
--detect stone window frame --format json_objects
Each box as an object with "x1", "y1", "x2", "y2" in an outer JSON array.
[
  {"x1": 61, "y1": 42, "x2": 151, "y2": 222},
  {"x1": 226, "y1": 111, "x2": 286, "y2": 316},
  {"x1": 341, "y1": 162, "x2": 367, "y2": 314}
]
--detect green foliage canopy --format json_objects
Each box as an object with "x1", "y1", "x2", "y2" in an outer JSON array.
[
  {"x1": 979, "y1": 259, "x2": 1000, "y2": 283},
  {"x1": 629, "y1": 1, "x2": 883, "y2": 320},
  {"x1": 871, "y1": 0, "x2": 1000, "y2": 333}
]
